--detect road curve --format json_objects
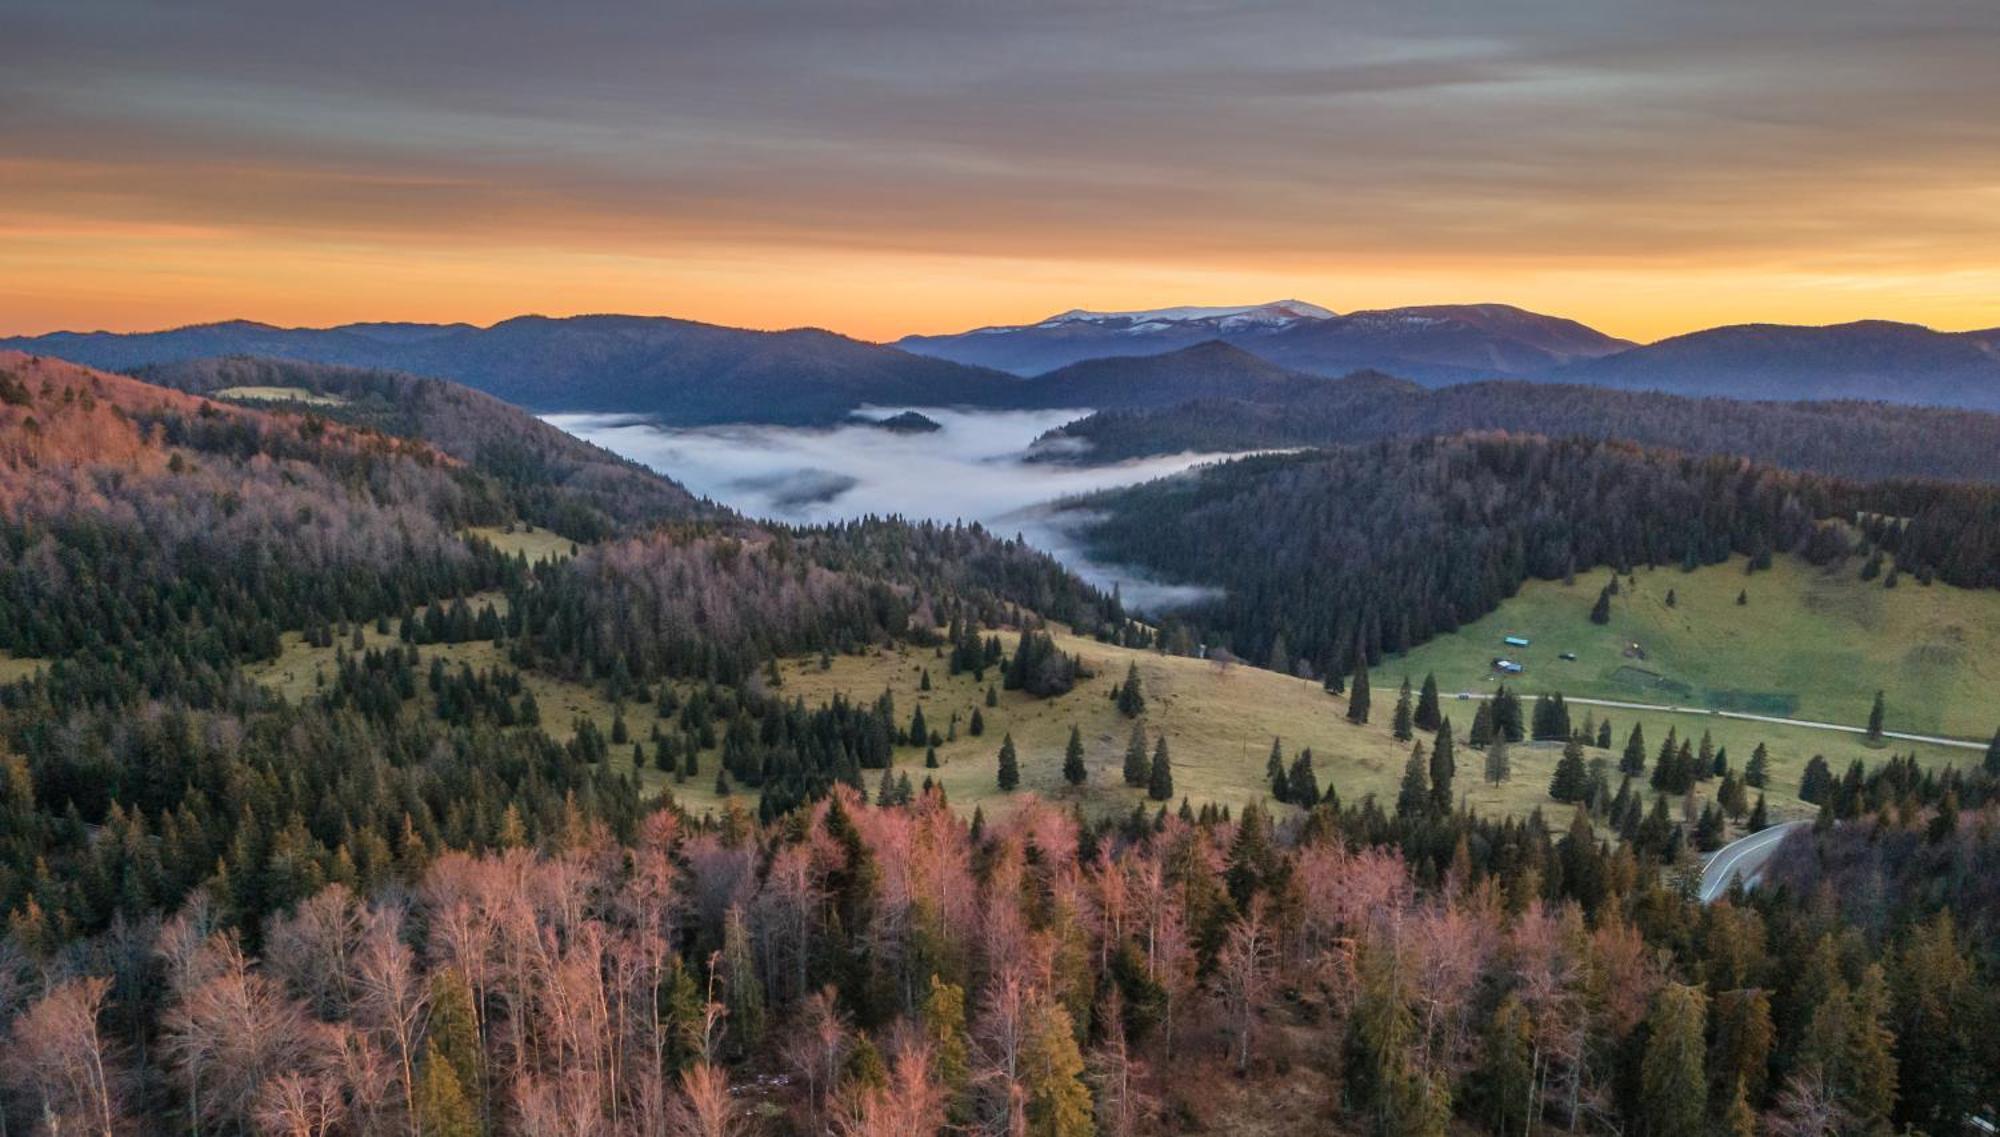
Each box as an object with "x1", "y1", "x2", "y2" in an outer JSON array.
[
  {"x1": 1448, "y1": 692, "x2": 1985, "y2": 752},
  {"x1": 1699, "y1": 821, "x2": 1807, "y2": 903}
]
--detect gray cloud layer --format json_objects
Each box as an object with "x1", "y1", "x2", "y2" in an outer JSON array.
[{"x1": 9, "y1": 0, "x2": 2000, "y2": 261}]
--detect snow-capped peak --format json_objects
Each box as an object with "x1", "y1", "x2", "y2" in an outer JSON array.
[{"x1": 1035, "y1": 300, "x2": 1334, "y2": 330}]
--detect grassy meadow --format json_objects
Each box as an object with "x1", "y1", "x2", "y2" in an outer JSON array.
[{"x1": 225, "y1": 544, "x2": 2000, "y2": 831}]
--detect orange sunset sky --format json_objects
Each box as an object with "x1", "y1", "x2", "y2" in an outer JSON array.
[{"x1": 6, "y1": 1, "x2": 1999, "y2": 343}]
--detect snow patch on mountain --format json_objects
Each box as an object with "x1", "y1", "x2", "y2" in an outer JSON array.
[{"x1": 1036, "y1": 300, "x2": 1334, "y2": 329}]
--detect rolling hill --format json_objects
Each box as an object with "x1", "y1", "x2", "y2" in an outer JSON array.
[
  {"x1": 2, "y1": 314, "x2": 1027, "y2": 426},
  {"x1": 895, "y1": 299, "x2": 1335, "y2": 374},
  {"x1": 903, "y1": 301, "x2": 1632, "y2": 382},
  {"x1": 1032, "y1": 372, "x2": 2000, "y2": 484},
  {"x1": 1554, "y1": 319, "x2": 2000, "y2": 409}
]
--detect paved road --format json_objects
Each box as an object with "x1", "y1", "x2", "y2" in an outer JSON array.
[
  {"x1": 1699, "y1": 821, "x2": 1808, "y2": 903},
  {"x1": 1449, "y1": 692, "x2": 1985, "y2": 751}
]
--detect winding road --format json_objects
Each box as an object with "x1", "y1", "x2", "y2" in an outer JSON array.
[
  {"x1": 1450, "y1": 692, "x2": 1985, "y2": 751},
  {"x1": 1698, "y1": 821, "x2": 1808, "y2": 903}
]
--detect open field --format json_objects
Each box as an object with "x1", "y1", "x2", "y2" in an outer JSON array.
[
  {"x1": 0, "y1": 652, "x2": 42, "y2": 685},
  {"x1": 463, "y1": 525, "x2": 582, "y2": 564},
  {"x1": 214, "y1": 385, "x2": 348, "y2": 406},
  {"x1": 1374, "y1": 554, "x2": 2000, "y2": 741}
]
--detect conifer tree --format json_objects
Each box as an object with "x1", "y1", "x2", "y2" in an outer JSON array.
[
  {"x1": 1147, "y1": 736, "x2": 1174, "y2": 801},
  {"x1": 1116, "y1": 661, "x2": 1146, "y2": 718},
  {"x1": 1063, "y1": 725, "x2": 1086, "y2": 786},
  {"x1": 1484, "y1": 735, "x2": 1511, "y2": 786},
  {"x1": 969, "y1": 708, "x2": 985, "y2": 737},
  {"x1": 1596, "y1": 719, "x2": 1613, "y2": 749},
  {"x1": 1347, "y1": 643, "x2": 1372, "y2": 725},
  {"x1": 1266, "y1": 738, "x2": 1289, "y2": 803},
  {"x1": 1641, "y1": 983, "x2": 1709, "y2": 1137},
  {"x1": 1476, "y1": 995, "x2": 1535, "y2": 1137},
  {"x1": 1866, "y1": 690, "x2": 1886, "y2": 743},
  {"x1": 1746, "y1": 793, "x2": 1768, "y2": 832},
  {"x1": 1123, "y1": 724, "x2": 1149, "y2": 787},
  {"x1": 1621, "y1": 723, "x2": 1648, "y2": 777},
  {"x1": 1590, "y1": 584, "x2": 1613, "y2": 624},
  {"x1": 997, "y1": 733, "x2": 1020, "y2": 792},
  {"x1": 1468, "y1": 702, "x2": 1493, "y2": 749},
  {"x1": 1413, "y1": 673, "x2": 1442, "y2": 733},
  {"x1": 1397, "y1": 743, "x2": 1431, "y2": 818},
  {"x1": 415, "y1": 1042, "x2": 479, "y2": 1137},
  {"x1": 1286, "y1": 749, "x2": 1318, "y2": 807},
  {"x1": 1023, "y1": 1001, "x2": 1095, "y2": 1137},
  {"x1": 1392, "y1": 678, "x2": 1413, "y2": 741},
  {"x1": 1429, "y1": 721, "x2": 1456, "y2": 813},
  {"x1": 1986, "y1": 725, "x2": 2000, "y2": 776},
  {"x1": 1549, "y1": 736, "x2": 1589, "y2": 802},
  {"x1": 925, "y1": 744, "x2": 939, "y2": 769}
]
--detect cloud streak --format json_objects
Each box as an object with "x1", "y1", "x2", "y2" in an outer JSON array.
[{"x1": 6, "y1": 1, "x2": 2000, "y2": 339}]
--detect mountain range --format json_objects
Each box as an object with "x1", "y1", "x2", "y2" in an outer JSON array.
[
  {"x1": 901, "y1": 301, "x2": 1633, "y2": 381},
  {"x1": 6, "y1": 304, "x2": 2000, "y2": 422}
]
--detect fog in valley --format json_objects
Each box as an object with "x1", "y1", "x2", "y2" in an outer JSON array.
[{"x1": 547, "y1": 407, "x2": 1244, "y2": 611}]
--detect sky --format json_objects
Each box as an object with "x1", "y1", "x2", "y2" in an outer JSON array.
[{"x1": 6, "y1": 0, "x2": 2000, "y2": 342}]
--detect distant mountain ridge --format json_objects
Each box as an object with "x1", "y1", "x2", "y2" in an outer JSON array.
[
  {"x1": 8, "y1": 305, "x2": 2000, "y2": 420},
  {"x1": 900, "y1": 300, "x2": 1633, "y2": 380},
  {"x1": 897, "y1": 299, "x2": 1336, "y2": 375},
  {"x1": 2, "y1": 314, "x2": 1024, "y2": 426},
  {"x1": 1554, "y1": 319, "x2": 2000, "y2": 409}
]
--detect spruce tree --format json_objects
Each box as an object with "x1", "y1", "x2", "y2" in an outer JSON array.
[
  {"x1": 1266, "y1": 738, "x2": 1289, "y2": 803},
  {"x1": 1397, "y1": 743, "x2": 1431, "y2": 818},
  {"x1": 1429, "y1": 720, "x2": 1456, "y2": 813},
  {"x1": 1549, "y1": 736, "x2": 1589, "y2": 802},
  {"x1": 1414, "y1": 673, "x2": 1442, "y2": 732},
  {"x1": 1596, "y1": 719, "x2": 1612, "y2": 749},
  {"x1": 1287, "y1": 749, "x2": 1319, "y2": 806},
  {"x1": 1621, "y1": 723, "x2": 1647, "y2": 777},
  {"x1": 1062, "y1": 725, "x2": 1086, "y2": 786},
  {"x1": 1468, "y1": 702, "x2": 1493, "y2": 749},
  {"x1": 969, "y1": 707, "x2": 985, "y2": 737},
  {"x1": 1023, "y1": 1002, "x2": 1095, "y2": 1137},
  {"x1": 1147, "y1": 735, "x2": 1174, "y2": 801},
  {"x1": 1986, "y1": 726, "x2": 2000, "y2": 776},
  {"x1": 997, "y1": 733, "x2": 1020, "y2": 791},
  {"x1": 1346, "y1": 643, "x2": 1372, "y2": 725},
  {"x1": 1641, "y1": 984, "x2": 1709, "y2": 1137},
  {"x1": 1866, "y1": 690, "x2": 1886, "y2": 743},
  {"x1": 1116, "y1": 661, "x2": 1146, "y2": 717},
  {"x1": 1590, "y1": 584, "x2": 1613, "y2": 624},
  {"x1": 1392, "y1": 678, "x2": 1413, "y2": 741},
  {"x1": 415, "y1": 1042, "x2": 479, "y2": 1137},
  {"x1": 1484, "y1": 735, "x2": 1511, "y2": 786},
  {"x1": 1744, "y1": 741, "x2": 1768, "y2": 787},
  {"x1": 1123, "y1": 724, "x2": 1149, "y2": 787}
]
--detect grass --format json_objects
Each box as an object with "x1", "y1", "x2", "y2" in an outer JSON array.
[
  {"x1": 1371, "y1": 554, "x2": 2000, "y2": 815},
  {"x1": 0, "y1": 652, "x2": 42, "y2": 685},
  {"x1": 779, "y1": 628, "x2": 1563, "y2": 822},
  {"x1": 214, "y1": 385, "x2": 347, "y2": 407},
  {"x1": 463, "y1": 524, "x2": 582, "y2": 565},
  {"x1": 237, "y1": 546, "x2": 1996, "y2": 831},
  {"x1": 242, "y1": 591, "x2": 744, "y2": 817}
]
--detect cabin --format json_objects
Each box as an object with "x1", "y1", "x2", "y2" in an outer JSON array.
[{"x1": 1503, "y1": 635, "x2": 1531, "y2": 647}]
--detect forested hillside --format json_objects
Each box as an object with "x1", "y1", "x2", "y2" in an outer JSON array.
[
  {"x1": 1038, "y1": 375, "x2": 2000, "y2": 484},
  {"x1": 1072, "y1": 434, "x2": 2000, "y2": 677},
  {"x1": 4, "y1": 354, "x2": 1999, "y2": 1137},
  {"x1": 136, "y1": 356, "x2": 711, "y2": 537}
]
